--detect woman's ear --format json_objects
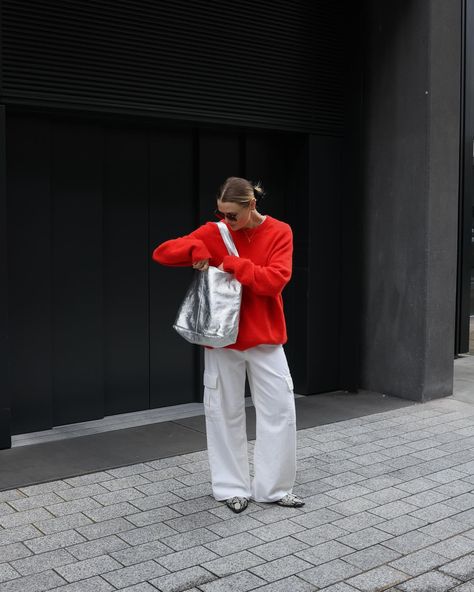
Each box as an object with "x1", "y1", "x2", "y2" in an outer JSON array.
[{"x1": 249, "y1": 198, "x2": 257, "y2": 210}]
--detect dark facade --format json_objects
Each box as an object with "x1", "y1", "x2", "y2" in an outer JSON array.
[{"x1": 0, "y1": 1, "x2": 468, "y2": 449}]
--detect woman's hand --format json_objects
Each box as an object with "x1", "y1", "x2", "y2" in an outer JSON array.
[{"x1": 192, "y1": 259, "x2": 209, "y2": 271}]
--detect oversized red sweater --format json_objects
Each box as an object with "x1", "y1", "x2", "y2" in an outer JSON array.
[{"x1": 152, "y1": 216, "x2": 293, "y2": 350}]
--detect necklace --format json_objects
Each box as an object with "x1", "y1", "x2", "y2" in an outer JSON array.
[{"x1": 243, "y1": 215, "x2": 266, "y2": 243}]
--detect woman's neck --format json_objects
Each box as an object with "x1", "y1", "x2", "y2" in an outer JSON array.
[{"x1": 244, "y1": 211, "x2": 266, "y2": 229}]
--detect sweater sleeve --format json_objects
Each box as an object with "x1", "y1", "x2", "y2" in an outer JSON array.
[
  {"x1": 152, "y1": 224, "x2": 212, "y2": 267},
  {"x1": 222, "y1": 226, "x2": 293, "y2": 296}
]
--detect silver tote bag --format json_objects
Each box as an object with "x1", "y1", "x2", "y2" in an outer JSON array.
[{"x1": 173, "y1": 222, "x2": 242, "y2": 348}]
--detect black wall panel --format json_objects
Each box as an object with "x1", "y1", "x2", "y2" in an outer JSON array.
[
  {"x1": 7, "y1": 116, "x2": 53, "y2": 434},
  {"x1": 51, "y1": 121, "x2": 104, "y2": 425},
  {"x1": 1, "y1": 0, "x2": 345, "y2": 135},
  {"x1": 104, "y1": 127, "x2": 149, "y2": 415},
  {"x1": 149, "y1": 130, "x2": 196, "y2": 408}
]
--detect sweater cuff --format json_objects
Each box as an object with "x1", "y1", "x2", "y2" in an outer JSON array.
[
  {"x1": 222, "y1": 255, "x2": 240, "y2": 272},
  {"x1": 191, "y1": 244, "x2": 212, "y2": 263}
]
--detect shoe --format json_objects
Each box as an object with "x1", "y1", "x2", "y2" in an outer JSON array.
[
  {"x1": 275, "y1": 493, "x2": 305, "y2": 507},
  {"x1": 225, "y1": 496, "x2": 249, "y2": 513}
]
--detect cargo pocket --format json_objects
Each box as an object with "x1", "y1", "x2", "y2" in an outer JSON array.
[
  {"x1": 203, "y1": 371, "x2": 219, "y2": 418},
  {"x1": 284, "y1": 373, "x2": 296, "y2": 425}
]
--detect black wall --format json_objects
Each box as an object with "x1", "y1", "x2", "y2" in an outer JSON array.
[
  {"x1": 4, "y1": 113, "x2": 345, "y2": 442},
  {"x1": 359, "y1": 0, "x2": 462, "y2": 401}
]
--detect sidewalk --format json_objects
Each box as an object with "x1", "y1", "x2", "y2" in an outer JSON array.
[{"x1": 0, "y1": 360, "x2": 474, "y2": 591}]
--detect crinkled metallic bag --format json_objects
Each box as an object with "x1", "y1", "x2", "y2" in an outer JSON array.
[{"x1": 173, "y1": 222, "x2": 242, "y2": 347}]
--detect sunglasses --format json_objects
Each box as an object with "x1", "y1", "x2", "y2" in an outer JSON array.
[{"x1": 214, "y1": 201, "x2": 251, "y2": 222}]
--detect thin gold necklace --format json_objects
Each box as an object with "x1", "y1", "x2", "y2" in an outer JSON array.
[{"x1": 243, "y1": 215, "x2": 266, "y2": 243}]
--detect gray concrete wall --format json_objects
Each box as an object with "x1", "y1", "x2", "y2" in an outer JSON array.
[{"x1": 360, "y1": 0, "x2": 461, "y2": 401}]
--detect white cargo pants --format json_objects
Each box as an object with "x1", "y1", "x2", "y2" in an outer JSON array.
[{"x1": 203, "y1": 344, "x2": 297, "y2": 502}]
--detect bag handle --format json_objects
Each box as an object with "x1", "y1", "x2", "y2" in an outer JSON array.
[{"x1": 216, "y1": 221, "x2": 239, "y2": 257}]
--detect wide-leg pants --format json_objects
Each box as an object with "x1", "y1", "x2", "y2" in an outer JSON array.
[{"x1": 203, "y1": 344, "x2": 297, "y2": 502}]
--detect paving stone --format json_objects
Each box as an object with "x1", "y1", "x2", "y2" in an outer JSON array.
[
  {"x1": 249, "y1": 535, "x2": 308, "y2": 561},
  {"x1": 67, "y1": 534, "x2": 130, "y2": 560},
  {"x1": 11, "y1": 548, "x2": 75, "y2": 576},
  {"x1": 203, "y1": 532, "x2": 262, "y2": 557},
  {"x1": 0, "y1": 508, "x2": 53, "y2": 529},
  {"x1": 150, "y1": 565, "x2": 216, "y2": 591},
  {"x1": 337, "y1": 526, "x2": 392, "y2": 550},
  {"x1": 359, "y1": 476, "x2": 405, "y2": 490},
  {"x1": 317, "y1": 584, "x2": 360, "y2": 592},
  {"x1": 395, "y1": 478, "x2": 438, "y2": 494},
  {"x1": 291, "y1": 508, "x2": 343, "y2": 529},
  {"x1": 55, "y1": 554, "x2": 123, "y2": 582},
  {"x1": 0, "y1": 564, "x2": 19, "y2": 583},
  {"x1": 76, "y1": 517, "x2": 136, "y2": 541},
  {"x1": 363, "y1": 487, "x2": 409, "y2": 505},
  {"x1": 166, "y1": 496, "x2": 222, "y2": 517},
  {"x1": 117, "y1": 523, "x2": 177, "y2": 546},
  {"x1": 292, "y1": 523, "x2": 349, "y2": 546},
  {"x1": 34, "y1": 512, "x2": 93, "y2": 534},
  {"x1": 157, "y1": 546, "x2": 220, "y2": 572},
  {"x1": 331, "y1": 511, "x2": 385, "y2": 532},
  {"x1": 64, "y1": 473, "x2": 113, "y2": 487},
  {"x1": 117, "y1": 584, "x2": 157, "y2": 592},
  {"x1": 439, "y1": 554, "x2": 474, "y2": 581},
  {"x1": 56, "y1": 484, "x2": 110, "y2": 501},
  {"x1": 0, "y1": 525, "x2": 43, "y2": 546},
  {"x1": 295, "y1": 540, "x2": 354, "y2": 566},
  {"x1": 427, "y1": 535, "x2": 474, "y2": 559},
  {"x1": 163, "y1": 510, "x2": 223, "y2": 533},
  {"x1": 161, "y1": 527, "x2": 221, "y2": 551},
  {"x1": 403, "y1": 491, "x2": 448, "y2": 508},
  {"x1": 0, "y1": 491, "x2": 24, "y2": 503},
  {"x1": 110, "y1": 539, "x2": 172, "y2": 566},
  {"x1": 388, "y1": 548, "x2": 448, "y2": 576},
  {"x1": 101, "y1": 559, "x2": 169, "y2": 588},
  {"x1": 8, "y1": 493, "x2": 65, "y2": 512},
  {"x1": 129, "y1": 491, "x2": 182, "y2": 511},
  {"x1": 418, "y1": 517, "x2": 467, "y2": 539},
  {"x1": 106, "y1": 464, "x2": 154, "y2": 478},
  {"x1": 433, "y1": 480, "x2": 474, "y2": 497},
  {"x1": 451, "y1": 582, "x2": 474, "y2": 592},
  {"x1": 248, "y1": 554, "x2": 313, "y2": 582},
  {"x1": 299, "y1": 558, "x2": 362, "y2": 588},
  {"x1": 344, "y1": 544, "x2": 402, "y2": 570},
  {"x1": 409, "y1": 503, "x2": 460, "y2": 523},
  {"x1": 328, "y1": 497, "x2": 378, "y2": 516},
  {"x1": 346, "y1": 565, "x2": 409, "y2": 591},
  {"x1": 207, "y1": 516, "x2": 263, "y2": 538},
  {"x1": 376, "y1": 515, "x2": 428, "y2": 536},
  {"x1": 198, "y1": 570, "x2": 266, "y2": 591},
  {"x1": 0, "y1": 569, "x2": 66, "y2": 591},
  {"x1": 18, "y1": 481, "x2": 71, "y2": 497},
  {"x1": 46, "y1": 498, "x2": 102, "y2": 517},
  {"x1": 92, "y1": 487, "x2": 146, "y2": 507},
  {"x1": 451, "y1": 508, "x2": 474, "y2": 526},
  {"x1": 397, "y1": 570, "x2": 461, "y2": 591},
  {"x1": 174, "y1": 470, "x2": 211, "y2": 487},
  {"x1": 383, "y1": 530, "x2": 440, "y2": 554},
  {"x1": 101, "y1": 475, "x2": 152, "y2": 492},
  {"x1": 142, "y1": 466, "x2": 190, "y2": 482},
  {"x1": 136, "y1": 479, "x2": 191, "y2": 497},
  {"x1": 444, "y1": 492, "x2": 474, "y2": 511},
  {"x1": 84, "y1": 502, "x2": 142, "y2": 523},
  {"x1": 0, "y1": 542, "x2": 32, "y2": 563},
  {"x1": 48, "y1": 575, "x2": 115, "y2": 591},
  {"x1": 249, "y1": 518, "x2": 306, "y2": 542}
]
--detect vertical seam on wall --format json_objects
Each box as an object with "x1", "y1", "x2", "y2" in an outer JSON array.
[
  {"x1": 147, "y1": 130, "x2": 151, "y2": 409},
  {"x1": 423, "y1": 1, "x2": 433, "y2": 401}
]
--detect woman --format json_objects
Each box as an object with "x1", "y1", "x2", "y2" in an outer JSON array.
[{"x1": 152, "y1": 176, "x2": 304, "y2": 513}]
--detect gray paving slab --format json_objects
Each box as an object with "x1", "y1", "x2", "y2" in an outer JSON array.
[{"x1": 1, "y1": 363, "x2": 474, "y2": 591}]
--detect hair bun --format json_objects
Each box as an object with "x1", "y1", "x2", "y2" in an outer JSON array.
[{"x1": 252, "y1": 182, "x2": 266, "y2": 202}]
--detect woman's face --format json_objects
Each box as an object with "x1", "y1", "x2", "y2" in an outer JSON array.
[{"x1": 216, "y1": 199, "x2": 254, "y2": 231}]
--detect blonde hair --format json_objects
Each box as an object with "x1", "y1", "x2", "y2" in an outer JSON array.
[{"x1": 217, "y1": 176, "x2": 265, "y2": 206}]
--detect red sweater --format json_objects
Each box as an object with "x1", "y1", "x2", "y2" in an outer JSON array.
[{"x1": 152, "y1": 216, "x2": 293, "y2": 350}]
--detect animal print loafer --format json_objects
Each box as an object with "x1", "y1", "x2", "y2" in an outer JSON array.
[
  {"x1": 225, "y1": 496, "x2": 249, "y2": 513},
  {"x1": 275, "y1": 493, "x2": 305, "y2": 507}
]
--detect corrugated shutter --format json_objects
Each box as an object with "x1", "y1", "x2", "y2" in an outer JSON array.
[{"x1": 1, "y1": 0, "x2": 345, "y2": 135}]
